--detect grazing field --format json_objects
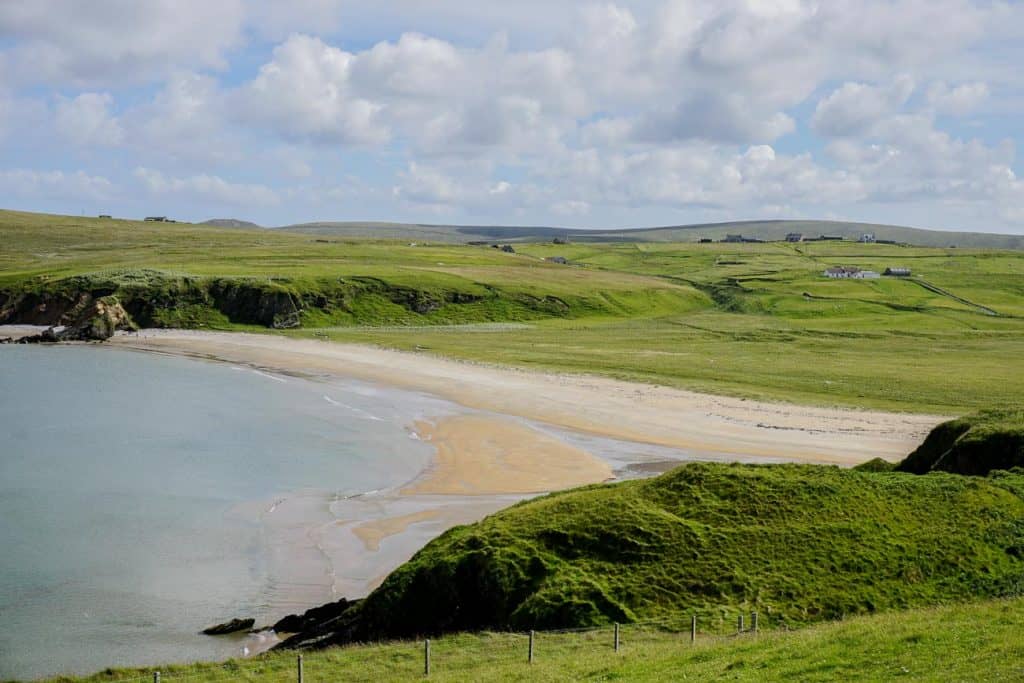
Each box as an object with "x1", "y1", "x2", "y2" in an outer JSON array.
[
  {"x1": 40, "y1": 593, "x2": 1024, "y2": 682},
  {"x1": 4, "y1": 209, "x2": 1024, "y2": 411}
]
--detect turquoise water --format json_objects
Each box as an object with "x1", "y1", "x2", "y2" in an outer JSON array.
[{"x1": 0, "y1": 345, "x2": 438, "y2": 680}]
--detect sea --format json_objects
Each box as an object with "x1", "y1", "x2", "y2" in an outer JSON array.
[{"x1": 0, "y1": 344, "x2": 444, "y2": 680}]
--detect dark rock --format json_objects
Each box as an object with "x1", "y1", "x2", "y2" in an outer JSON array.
[
  {"x1": 272, "y1": 598, "x2": 354, "y2": 634},
  {"x1": 202, "y1": 617, "x2": 255, "y2": 635}
]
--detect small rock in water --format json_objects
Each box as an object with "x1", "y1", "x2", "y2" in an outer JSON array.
[{"x1": 202, "y1": 617, "x2": 255, "y2": 635}]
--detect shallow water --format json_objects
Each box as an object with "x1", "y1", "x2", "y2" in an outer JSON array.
[{"x1": 0, "y1": 345, "x2": 444, "y2": 680}]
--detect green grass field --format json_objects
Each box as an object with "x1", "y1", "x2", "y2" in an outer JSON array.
[
  {"x1": 38, "y1": 596, "x2": 1024, "y2": 682},
  {"x1": 4, "y1": 209, "x2": 1024, "y2": 411}
]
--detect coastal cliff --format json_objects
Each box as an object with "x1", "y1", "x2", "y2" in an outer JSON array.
[{"x1": 0, "y1": 269, "x2": 580, "y2": 332}]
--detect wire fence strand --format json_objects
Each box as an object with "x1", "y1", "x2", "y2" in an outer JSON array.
[{"x1": 127, "y1": 609, "x2": 770, "y2": 683}]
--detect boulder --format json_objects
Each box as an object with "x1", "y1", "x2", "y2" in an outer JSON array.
[
  {"x1": 18, "y1": 296, "x2": 134, "y2": 343},
  {"x1": 271, "y1": 598, "x2": 354, "y2": 634},
  {"x1": 202, "y1": 617, "x2": 255, "y2": 635}
]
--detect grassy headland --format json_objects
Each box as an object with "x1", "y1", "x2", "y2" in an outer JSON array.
[
  {"x1": 4, "y1": 209, "x2": 1024, "y2": 411},
  {"x1": 274, "y1": 462, "x2": 1024, "y2": 649}
]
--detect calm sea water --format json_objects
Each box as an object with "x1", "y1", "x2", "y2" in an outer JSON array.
[{"x1": 0, "y1": 345, "x2": 439, "y2": 680}]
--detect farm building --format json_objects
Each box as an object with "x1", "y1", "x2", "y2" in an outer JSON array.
[
  {"x1": 723, "y1": 234, "x2": 745, "y2": 243},
  {"x1": 144, "y1": 216, "x2": 169, "y2": 222},
  {"x1": 824, "y1": 267, "x2": 879, "y2": 279},
  {"x1": 785, "y1": 233, "x2": 803, "y2": 242},
  {"x1": 859, "y1": 233, "x2": 877, "y2": 243},
  {"x1": 885, "y1": 267, "x2": 912, "y2": 276}
]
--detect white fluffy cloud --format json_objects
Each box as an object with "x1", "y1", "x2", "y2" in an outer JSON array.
[
  {"x1": 133, "y1": 167, "x2": 279, "y2": 206},
  {"x1": 55, "y1": 93, "x2": 123, "y2": 146},
  {"x1": 926, "y1": 81, "x2": 990, "y2": 116},
  {"x1": 0, "y1": 1, "x2": 245, "y2": 86},
  {"x1": 235, "y1": 35, "x2": 388, "y2": 145},
  {"x1": 812, "y1": 76, "x2": 916, "y2": 138},
  {"x1": 0, "y1": 168, "x2": 114, "y2": 200}
]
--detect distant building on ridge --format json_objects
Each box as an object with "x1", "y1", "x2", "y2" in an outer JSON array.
[{"x1": 824, "y1": 266, "x2": 879, "y2": 279}]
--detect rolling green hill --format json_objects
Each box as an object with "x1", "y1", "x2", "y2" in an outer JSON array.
[
  {"x1": 277, "y1": 218, "x2": 1024, "y2": 249},
  {"x1": 277, "y1": 462, "x2": 1024, "y2": 650}
]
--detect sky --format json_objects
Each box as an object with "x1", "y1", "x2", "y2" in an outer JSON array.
[{"x1": 0, "y1": 1, "x2": 1022, "y2": 232}]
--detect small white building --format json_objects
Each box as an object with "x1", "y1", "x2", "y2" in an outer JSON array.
[
  {"x1": 824, "y1": 267, "x2": 880, "y2": 279},
  {"x1": 824, "y1": 266, "x2": 858, "y2": 278}
]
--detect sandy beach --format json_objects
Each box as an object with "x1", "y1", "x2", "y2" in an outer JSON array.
[{"x1": 110, "y1": 330, "x2": 945, "y2": 466}]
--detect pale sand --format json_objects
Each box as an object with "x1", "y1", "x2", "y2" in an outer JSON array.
[
  {"x1": 404, "y1": 415, "x2": 614, "y2": 495},
  {"x1": 352, "y1": 509, "x2": 442, "y2": 551},
  {"x1": 109, "y1": 330, "x2": 946, "y2": 466}
]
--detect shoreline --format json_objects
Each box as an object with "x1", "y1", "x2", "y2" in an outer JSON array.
[
  {"x1": 107, "y1": 330, "x2": 945, "y2": 466},
  {"x1": 1, "y1": 328, "x2": 948, "y2": 676}
]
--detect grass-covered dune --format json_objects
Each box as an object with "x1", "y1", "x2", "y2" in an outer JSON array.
[
  {"x1": 280, "y1": 462, "x2": 1024, "y2": 649},
  {"x1": 898, "y1": 409, "x2": 1024, "y2": 476}
]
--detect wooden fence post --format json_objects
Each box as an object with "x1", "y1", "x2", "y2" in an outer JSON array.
[
  {"x1": 297, "y1": 654, "x2": 303, "y2": 683},
  {"x1": 614, "y1": 623, "x2": 620, "y2": 652},
  {"x1": 751, "y1": 612, "x2": 758, "y2": 634},
  {"x1": 738, "y1": 614, "x2": 744, "y2": 633},
  {"x1": 424, "y1": 639, "x2": 431, "y2": 676},
  {"x1": 528, "y1": 630, "x2": 535, "y2": 663},
  {"x1": 153, "y1": 672, "x2": 160, "y2": 683},
  {"x1": 690, "y1": 615, "x2": 697, "y2": 643}
]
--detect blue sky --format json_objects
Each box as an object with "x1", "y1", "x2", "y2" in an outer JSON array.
[{"x1": 0, "y1": 1, "x2": 1022, "y2": 233}]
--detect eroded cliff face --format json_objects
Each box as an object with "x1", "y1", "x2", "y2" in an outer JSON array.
[{"x1": 0, "y1": 269, "x2": 580, "y2": 334}]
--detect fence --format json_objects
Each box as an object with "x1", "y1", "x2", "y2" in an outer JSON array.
[{"x1": 106, "y1": 611, "x2": 768, "y2": 683}]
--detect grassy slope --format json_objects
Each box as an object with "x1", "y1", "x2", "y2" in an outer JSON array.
[
  {"x1": 279, "y1": 463, "x2": 1024, "y2": 650},
  {"x1": 307, "y1": 240, "x2": 1024, "y2": 412},
  {"x1": 898, "y1": 409, "x2": 1024, "y2": 475},
  {"x1": 5, "y1": 209, "x2": 1024, "y2": 411},
  {"x1": 39, "y1": 597, "x2": 1024, "y2": 682}
]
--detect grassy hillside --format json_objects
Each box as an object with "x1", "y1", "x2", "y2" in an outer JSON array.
[
  {"x1": 898, "y1": 409, "x2": 1024, "y2": 476},
  {"x1": 37, "y1": 596, "x2": 1024, "y2": 682},
  {"x1": 278, "y1": 218, "x2": 1024, "y2": 249},
  {"x1": 5, "y1": 208, "x2": 1024, "y2": 411},
  {"x1": 276, "y1": 462, "x2": 1024, "y2": 649},
  {"x1": 306, "y1": 240, "x2": 1024, "y2": 412},
  {"x1": 0, "y1": 209, "x2": 701, "y2": 330}
]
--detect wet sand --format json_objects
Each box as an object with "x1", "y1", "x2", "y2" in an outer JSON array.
[{"x1": 405, "y1": 415, "x2": 613, "y2": 495}]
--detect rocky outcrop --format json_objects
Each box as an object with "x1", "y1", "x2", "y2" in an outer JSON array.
[
  {"x1": 202, "y1": 618, "x2": 255, "y2": 635},
  {"x1": 17, "y1": 296, "x2": 134, "y2": 342},
  {"x1": 271, "y1": 598, "x2": 356, "y2": 635}
]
